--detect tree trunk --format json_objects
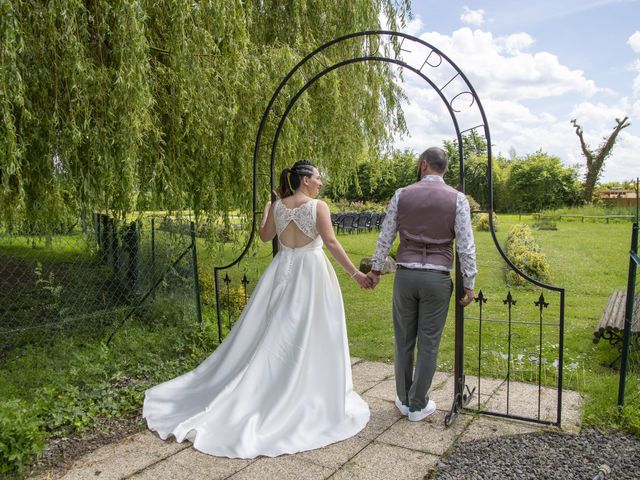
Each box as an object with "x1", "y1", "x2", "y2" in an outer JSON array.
[{"x1": 571, "y1": 117, "x2": 631, "y2": 202}]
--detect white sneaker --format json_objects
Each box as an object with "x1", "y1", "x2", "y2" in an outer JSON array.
[
  {"x1": 395, "y1": 397, "x2": 409, "y2": 416},
  {"x1": 408, "y1": 400, "x2": 437, "y2": 422}
]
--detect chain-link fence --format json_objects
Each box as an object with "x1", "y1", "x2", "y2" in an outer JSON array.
[{"x1": 0, "y1": 213, "x2": 201, "y2": 361}]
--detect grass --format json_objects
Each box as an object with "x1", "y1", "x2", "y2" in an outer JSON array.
[{"x1": 538, "y1": 204, "x2": 638, "y2": 219}]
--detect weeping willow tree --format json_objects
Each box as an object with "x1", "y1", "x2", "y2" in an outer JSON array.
[{"x1": 0, "y1": 0, "x2": 410, "y2": 231}]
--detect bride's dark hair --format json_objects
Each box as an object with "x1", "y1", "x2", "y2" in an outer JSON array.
[{"x1": 278, "y1": 160, "x2": 315, "y2": 198}]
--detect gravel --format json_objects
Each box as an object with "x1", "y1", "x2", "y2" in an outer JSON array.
[{"x1": 433, "y1": 428, "x2": 640, "y2": 480}]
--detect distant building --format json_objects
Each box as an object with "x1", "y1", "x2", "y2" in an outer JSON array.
[{"x1": 596, "y1": 187, "x2": 638, "y2": 207}]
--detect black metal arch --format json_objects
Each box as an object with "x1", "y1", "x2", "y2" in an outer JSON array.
[{"x1": 213, "y1": 30, "x2": 565, "y2": 427}]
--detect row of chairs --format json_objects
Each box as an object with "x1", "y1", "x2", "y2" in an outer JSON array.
[{"x1": 331, "y1": 212, "x2": 386, "y2": 234}]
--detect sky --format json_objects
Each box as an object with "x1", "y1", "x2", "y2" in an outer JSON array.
[{"x1": 390, "y1": 0, "x2": 640, "y2": 182}]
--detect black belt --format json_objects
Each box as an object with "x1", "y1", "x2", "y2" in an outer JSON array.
[{"x1": 396, "y1": 265, "x2": 450, "y2": 274}]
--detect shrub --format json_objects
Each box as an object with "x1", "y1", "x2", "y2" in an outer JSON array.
[
  {"x1": 475, "y1": 212, "x2": 498, "y2": 232},
  {"x1": 0, "y1": 399, "x2": 45, "y2": 475},
  {"x1": 505, "y1": 224, "x2": 539, "y2": 252},
  {"x1": 466, "y1": 195, "x2": 480, "y2": 214},
  {"x1": 199, "y1": 269, "x2": 247, "y2": 312},
  {"x1": 504, "y1": 224, "x2": 551, "y2": 285}
]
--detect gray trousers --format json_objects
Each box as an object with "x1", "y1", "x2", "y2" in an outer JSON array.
[{"x1": 393, "y1": 268, "x2": 453, "y2": 410}]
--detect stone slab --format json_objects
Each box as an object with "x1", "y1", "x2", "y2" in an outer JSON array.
[
  {"x1": 350, "y1": 361, "x2": 394, "y2": 383},
  {"x1": 358, "y1": 396, "x2": 403, "y2": 440},
  {"x1": 171, "y1": 447, "x2": 253, "y2": 478},
  {"x1": 352, "y1": 376, "x2": 380, "y2": 395},
  {"x1": 227, "y1": 455, "x2": 333, "y2": 480},
  {"x1": 463, "y1": 374, "x2": 505, "y2": 405},
  {"x1": 376, "y1": 410, "x2": 472, "y2": 456},
  {"x1": 364, "y1": 379, "x2": 396, "y2": 402},
  {"x1": 458, "y1": 415, "x2": 542, "y2": 444},
  {"x1": 331, "y1": 442, "x2": 438, "y2": 480},
  {"x1": 128, "y1": 458, "x2": 202, "y2": 480},
  {"x1": 298, "y1": 435, "x2": 370, "y2": 469},
  {"x1": 484, "y1": 380, "x2": 583, "y2": 431},
  {"x1": 60, "y1": 432, "x2": 188, "y2": 480},
  {"x1": 428, "y1": 374, "x2": 504, "y2": 411},
  {"x1": 363, "y1": 371, "x2": 460, "y2": 408},
  {"x1": 430, "y1": 371, "x2": 451, "y2": 388}
]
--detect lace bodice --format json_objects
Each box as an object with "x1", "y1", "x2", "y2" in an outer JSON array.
[{"x1": 274, "y1": 199, "x2": 318, "y2": 240}]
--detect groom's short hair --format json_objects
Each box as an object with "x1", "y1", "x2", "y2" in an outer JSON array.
[{"x1": 419, "y1": 147, "x2": 448, "y2": 174}]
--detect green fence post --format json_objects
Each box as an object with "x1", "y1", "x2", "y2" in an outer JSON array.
[
  {"x1": 125, "y1": 221, "x2": 139, "y2": 290},
  {"x1": 151, "y1": 218, "x2": 156, "y2": 299},
  {"x1": 190, "y1": 221, "x2": 203, "y2": 324}
]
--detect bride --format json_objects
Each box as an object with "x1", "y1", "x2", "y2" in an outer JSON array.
[{"x1": 142, "y1": 160, "x2": 372, "y2": 458}]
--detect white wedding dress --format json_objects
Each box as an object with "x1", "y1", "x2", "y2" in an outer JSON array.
[{"x1": 142, "y1": 199, "x2": 370, "y2": 458}]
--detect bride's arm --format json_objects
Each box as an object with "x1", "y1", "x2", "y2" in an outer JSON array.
[
  {"x1": 316, "y1": 201, "x2": 372, "y2": 288},
  {"x1": 259, "y1": 201, "x2": 276, "y2": 242}
]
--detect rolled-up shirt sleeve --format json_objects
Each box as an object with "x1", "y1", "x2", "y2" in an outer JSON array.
[
  {"x1": 371, "y1": 189, "x2": 401, "y2": 271},
  {"x1": 455, "y1": 193, "x2": 477, "y2": 290}
]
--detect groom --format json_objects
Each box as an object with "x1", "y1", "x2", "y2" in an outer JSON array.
[{"x1": 367, "y1": 146, "x2": 477, "y2": 421}]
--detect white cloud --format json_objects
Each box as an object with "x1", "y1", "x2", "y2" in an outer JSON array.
[
  {"x1": 391, "y1": 27, "x2": 638, "y2": 181},
  {"x1": 460, "y1": 6, "x2": 485, "y2": 26},
  {"x1": 628, "y1": 31, "x2": 640, "y2": 54},
  {"x1": 570, "y1": 101, "x2": 629, "y2": 130},
  {"x1": 403, "y1": 16, "x2": 424, "y2": 37},
  {"x1": 416, "y1": 28, "x2": 600, "y2": 100},
  {"x1": 498, "y1": 33, "x2": 535, "y2": 55},
  {"x1": 628, "y1": 35, "x2": 640, "y2": 104}
]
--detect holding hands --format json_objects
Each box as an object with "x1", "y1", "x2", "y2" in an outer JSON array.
[
  {"x1": 349, "y1": 270, "x2": 380, "y2": 290},
  {"x1": 366, "y1": 271, "x2": 380, "y2": 290},
  {"x1": 351, "y1": 270, "x2": 374, "y2": 289}
]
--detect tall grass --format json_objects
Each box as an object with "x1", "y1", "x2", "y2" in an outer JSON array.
[{"x1": 540, "y1": 204, "x2": 638, "y2": 218}]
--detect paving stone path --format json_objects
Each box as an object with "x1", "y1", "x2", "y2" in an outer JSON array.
[{"x1": 33, "y1": 358, "x2": 583, "y2": 480}]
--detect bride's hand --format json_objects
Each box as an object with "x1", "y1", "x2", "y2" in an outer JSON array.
[{"x1": 352, "y1": 270, "x2": 373, "y2": 289}]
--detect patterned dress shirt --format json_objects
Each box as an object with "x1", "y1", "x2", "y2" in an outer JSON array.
[{"x1": 371, "y1": 175, "x2": 477, "y2": 290}]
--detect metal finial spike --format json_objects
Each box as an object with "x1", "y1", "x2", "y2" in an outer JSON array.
[
  {"x1": 241, "y1": 274, "x2": 249, "y2": 287},
  {"x1": 475, "y1": 290, "x2": 488, "y2": 304},
  {"x1": 534, "y1": 293, "x2": 549, "y2": 308},
  {"x1": 503, "y1": 291, "x2": 516, "y2": 306},
  {"x1": 223, "y1": 273, "x2": 231, "y2": 285}
]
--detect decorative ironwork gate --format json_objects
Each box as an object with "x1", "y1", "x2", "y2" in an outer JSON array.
[{"x1": 213, "y1": 30, "x2": 566, "y2": 427}]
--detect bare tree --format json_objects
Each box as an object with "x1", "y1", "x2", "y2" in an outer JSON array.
[{"x1": 571, "y1": 116, "x2": 631, "y2": 202}]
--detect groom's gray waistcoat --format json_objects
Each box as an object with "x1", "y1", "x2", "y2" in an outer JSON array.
[{"x1": 396, "y1": 180, "x2": 458, "y2": 268}]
